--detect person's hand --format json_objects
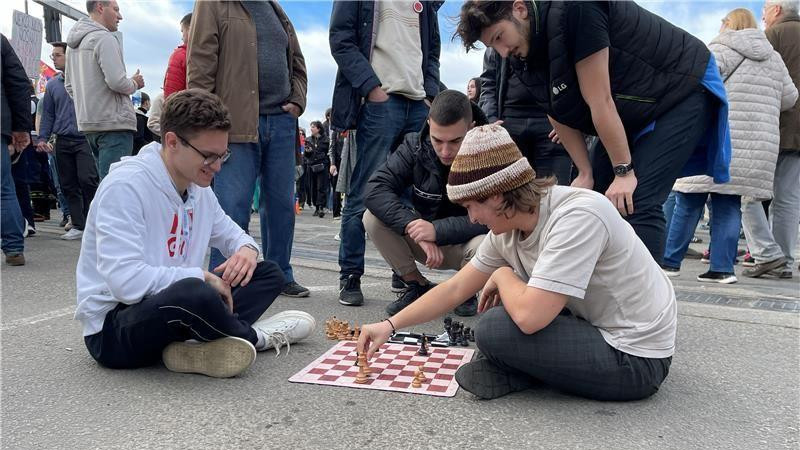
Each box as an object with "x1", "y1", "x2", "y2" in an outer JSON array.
[
  {"x1": 212, "y1": 245, "x2": 258, "y2": 287},
  {"x1": 35, "y1": 140, "x2": 53, "y2": 153},
  {"x1": 357, "y1": 320, "x2": 394, "y2": 360},
  {"x1": 367, "y1": 86, "x2": 389, "y2": 103},
  {"x1": 478, "y1": 268, "x2": 506, "y2": 313},
  {"x1": 492, "y1": 120, "x2": 504, "y2": 126},
  {"x1": 570, "y1": 171, "x2": 594, "y2": 190},
  {"x1": 329, "y1": 165, "x2": 338, "y2": 176},
  {"x1": 605, "y1": 172, "x2": 637, "y2": 216},
  {"x1": 282, "y1": 102, "x2": 302, "y2": 118},
  {"x1": 11, "y1": 131, "x2": 30, "y2": 152},
  {"x1": 548, "y1": 128, "x2": 562, "y2": 144},
  {"x1": 418, "y1": 240, "x2": 443, "y2": 269},
  {"x1": 405, "y1": 219, "x2": 436, "y2": 243},
  {"x1": 204, "y1": 271, "x2": 234, "y2": 313},
  {"x1": 132, "y1": 69, "x2": 145, "y2": 89}
]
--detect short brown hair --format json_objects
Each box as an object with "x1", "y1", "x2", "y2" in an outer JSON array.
[
  {"x1": 429, "y1": 89, "x2": 472, "y2": 126},
  {"x1": 51, "y1": 41, "x2": 67, "y2": 52},
  {"x1": 86, "y1": 1, "x2": 109, "y2": 14},
  {"x1": 486, "y1": 176, "x2": 557, "y2": 217},
  {"x1": 456, "y1": 1, "x2": 516, "y2": 52},
  {"x1": 161, "y1": 89, "x2": 231, "y2": 141}
]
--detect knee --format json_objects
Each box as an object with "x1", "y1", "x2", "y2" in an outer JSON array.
[
  {"x1": 362, "y1": 210, "x2": 380, "y2": 235},
  {"x1": 169, "y1": 277, "x2": 224, "y2": 313},
  {"x1": 475, "y1": 306, "x2": 515, "y2": 357},
  {"x1": 251, "y1": 260, "x2": 286, "y2": 287}
]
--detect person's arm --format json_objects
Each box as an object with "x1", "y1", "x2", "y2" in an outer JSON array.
[
  {"x1": 484, "y1": 267, "x2": 567, "y2": 334},
  {"x1": 208, "y1": 191, "x2": 260, "y2": 260},
  {"x1": 358, "y1": 264, "x2": 490, "y2": 358},
  {"x1": 778, "y1": 59, "x2": 798, "y2": 111},
  {"x1": 363, "y1": 139, "x2": 421, "y2": 234},
  {"x1": 574, "y1": 49, "x2": 637, "y2": 215},
  {"x1": 95, "y1": 34, "x2": 138, "y2": 95},
  {"x1": 431, "y1": 216, "x2": 487, "y2": 246},
  {"x1": 37, "y1": 88, "x2": 55, "y2": 144},
  {"x1": 1, "y1": 35, "x2": 33, "y2": 135},
  {"x1": 479, "y1": 48, "x2": 500, "y2": 122},
  {"x1": 147, "y1": 94, "x2": 163, "y2": 136},
  {"x1": 329, "y1": 2, "x2": 381, "y2": 97},
  {"x1": 548, "y1": 116, "x2": 593, "y2": 188},
  {"x1": 186, "y1": 1, "x2": 218, "y2": 92},
  {"x1": 94, "y1": 183, "x2": 204, "y2": 304},
  {"x1": 278, "y1": 4, "x2": 307, "y2": 115},
  {"x1": 422, "y1": 4, "x2": 442, "y2": 100}
]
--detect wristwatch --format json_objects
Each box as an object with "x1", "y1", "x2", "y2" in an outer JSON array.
[{"x1": 613, "y1": 162, "x2": 634, "y2": 177}]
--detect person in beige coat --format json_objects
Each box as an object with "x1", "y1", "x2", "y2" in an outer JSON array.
[{"x1": 663, "y1": 8, "x2": 798, "y2": 284}]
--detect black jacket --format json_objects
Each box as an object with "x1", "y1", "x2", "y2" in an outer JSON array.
[
  {"x1": 1, "y1": 34, "x2": 33, "y2": 139},
  {"x1": 365, "y1": 103, "x2": 489, "y2": 246},
  {"x1": 512, "y1": 1, "x2": 709, "y2": 136},
  {"x1": 328, "y1": 0, "x2": 442, "y2": 131},
  {"x1": 304, "y1": 134, "x2": 330, "y2": 167}
]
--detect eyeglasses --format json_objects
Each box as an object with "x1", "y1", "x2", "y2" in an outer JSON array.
[{"x1": 175, "y1": 133, "x2": 231, "y2": 166}]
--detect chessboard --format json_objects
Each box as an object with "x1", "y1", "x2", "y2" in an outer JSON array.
[{"x1": 289, "y1": 340, "x2": 475, "y2": 397}]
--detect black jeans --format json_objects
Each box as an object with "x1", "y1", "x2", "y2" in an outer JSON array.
[
  {"x1": 330, "y1": 173, "x2": 342, "y2": 217},
  {"x1": 476, "y1": 306, "x2": 672, "y2": 401},
  {"x1": 54, "y1": 136, "x2": 99, "y2": 230},
  {"x1": 502, "y1": 115, "x2": 573, "y2": 185},
  {"x1": 309, "y1": 167, "x2": 329, "y2": 209},
  {"x1": 84, "y1": 261, "x2": 284, "y2": 369},
  {"x1": 591, "y1": 88, "x2": 713, "y2": 264}
]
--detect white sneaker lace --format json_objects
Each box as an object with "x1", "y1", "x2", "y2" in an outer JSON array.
[{"x1": 266, "y1": 331, "x2": 290, "y2": 357}]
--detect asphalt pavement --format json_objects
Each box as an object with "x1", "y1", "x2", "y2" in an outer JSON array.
[{"x1": 2, "y1": 210, "x2": 798, "y2": 450}]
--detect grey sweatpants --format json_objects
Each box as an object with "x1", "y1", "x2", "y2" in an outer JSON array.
[{"x1": 475, "y1": 306, "x2": 672, "y2": 401}]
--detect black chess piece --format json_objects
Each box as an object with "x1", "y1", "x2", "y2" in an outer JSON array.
[
  {"x1": 469, "y1": 328, "x2": 476, "y2": 342},
  {"x1": 459, "y1": 331, "x2": 469, "y2": 346},
  {"x1": 417, "y1": 336, "x2": 429, "y2": 356}
]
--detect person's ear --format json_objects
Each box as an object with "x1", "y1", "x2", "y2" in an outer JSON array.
[{"x1": 512, "y1": 0, "x2": 529, "y2": 21}]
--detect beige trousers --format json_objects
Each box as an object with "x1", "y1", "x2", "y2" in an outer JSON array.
[{"x1": 363, "y1": 210, "x2": 485, "y2": 276}]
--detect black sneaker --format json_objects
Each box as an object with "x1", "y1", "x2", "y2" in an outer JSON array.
[
  {"x1": 281, "y1": 281, "x2": 310, "y2": 298},
  {"x1": 660, "y1": 265, "x2": 680, "y2": 277},
  {"x1": 390, "y1": 272, "x2": 407, "y2": 293},
  {"x1": 697, "y1": 270, "x2": 737, "y2": 284},
  {"x1": 453, "y1": 295, "x2": 477, "y2": 317},
  {"x1": 455, "y1": 358, "x2": 534, "y2": 400},
  {"x1": 385, "y1": 281, "x2": 434, "y2": 315},
  {"x1": 338, "y1": 275, "x2": 364, "y2": 306},
  {"x1": 59, "y1": 214, "x2": 70, "y2": 228}
]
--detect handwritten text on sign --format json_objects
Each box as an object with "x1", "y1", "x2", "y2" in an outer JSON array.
[{"x1": 11, "y1": 10, "x2": 44, "y2": 79}]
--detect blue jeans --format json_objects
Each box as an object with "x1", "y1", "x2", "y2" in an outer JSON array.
[
  {"x1": 209, "y1": 112, "x2": 298, "y2": 283},
  {"x1": 48, "y1": 152, "x2": 69, "y2": 218},
  {"x1": 85, "y1": 131, "x2": 133, "y2": 179},
  {"x1": 663, "y1": 191, "x2": 677, "y2": 230},
  {"x1": 338, "y1": 95, "x2": 429, "y2": 278},
  {"x1": 1, "y1": 136, "x2": 25, "y2": 255},
  {"x1": 663, "y1": 192, "x2": 741, "y2": 273}
]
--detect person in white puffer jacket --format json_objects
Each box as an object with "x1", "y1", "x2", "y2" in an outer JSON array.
[{"x1": 663, "y1": 8, "x2": 798, "y2": 284}]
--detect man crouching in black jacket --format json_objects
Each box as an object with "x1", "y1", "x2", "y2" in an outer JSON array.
[{"x1": 364, "y1": 90, "x2": 488, "y2": 317}]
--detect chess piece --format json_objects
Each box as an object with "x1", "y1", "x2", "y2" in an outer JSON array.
[
  {"x1": 353, "y1": 326, "x2": 360, "y2": 339},
  {"x1": 469, "y1": 328, "x2": 476, "y2": 342},
  {"x1": 354, "y1": 364, "x2": 369, "y2": 384},
  {"x1": 417, "y1": 335, "x2": 429, "y2": 356},
  {"x1": 411, "y1": 371, "x2": 423, "y2": 388},
  {"x1": 417, "y1": 367, "x2": 427, "y2": 382}
]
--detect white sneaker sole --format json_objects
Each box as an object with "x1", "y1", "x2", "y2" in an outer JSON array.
[{"x1": 162, "y1": 336, "x2": 256, "y2": 378}]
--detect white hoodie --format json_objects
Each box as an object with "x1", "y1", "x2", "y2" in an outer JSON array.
[{"x1": 75, "y1": 142, "x2": 259, "y2": 336}]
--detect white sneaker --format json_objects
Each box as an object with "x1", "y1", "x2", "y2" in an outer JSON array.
[
  {"x1": 252, "y1": 310, "x2": 316, "y2": 356},
  {"x1": 65, "y1": 219, "x2": 73, "y2": 231},
  {"x1": 60, "y1": 228, "x2": 83, "y2": 240},
  {"x1": 162, "y1": 336, "x2": 256, "y2": 378}
]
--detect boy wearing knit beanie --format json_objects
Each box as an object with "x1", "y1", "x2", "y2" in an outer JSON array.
[{"x1": 357, "y1": 124, "x2": 677, "y2": 401}]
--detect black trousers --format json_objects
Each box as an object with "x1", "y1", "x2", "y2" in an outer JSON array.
[
  {"x1": 502, "y1": 115, "x2": 573, "y2": 186},
  {"x1": 476, "y1": 306, "x2": 672, "y2": 401},
  {"x1": 330, "y1": 173, "x2": 342, "y2": 217},
  {"x1": 54, "y1": 136, "x2": 99, "y2": 230},
  {"x1": 84, "y1": 261, "x2": 284, "y2": 369},
  {"x1": 309, "y1": 168, "x2": 329, "y2": 208},
  {"x1": 591, "y1": 88, "x2": 713, "y2": 264}
]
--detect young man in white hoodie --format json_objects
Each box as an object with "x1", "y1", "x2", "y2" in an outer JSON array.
[{"x1": 76, "y1": 89, "x2": 316, "y2": 378}]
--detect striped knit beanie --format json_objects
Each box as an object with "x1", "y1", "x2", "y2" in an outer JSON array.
[{"x1": 447, "y1": 124, "x2": 535, "y2": 203}]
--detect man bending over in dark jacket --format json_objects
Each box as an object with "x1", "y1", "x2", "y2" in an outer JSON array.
[{"x1": 364, "y1": 90, "x2": 488, "y2": 317}]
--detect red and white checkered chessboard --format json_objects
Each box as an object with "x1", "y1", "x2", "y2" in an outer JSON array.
[{"x1": 289, "y1": 340, "x2": 475, "y2": 397}]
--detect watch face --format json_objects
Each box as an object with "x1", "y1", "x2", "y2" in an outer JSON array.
[{"x1": 614, "y1": 165, "x2": 629, "y2": 175}]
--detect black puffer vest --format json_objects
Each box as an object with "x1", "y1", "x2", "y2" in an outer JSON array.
[{"x1": 513, "y1": 1, "x2": 710, "y2": 136}]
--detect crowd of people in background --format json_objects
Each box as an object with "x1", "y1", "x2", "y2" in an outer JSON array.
[{"x1": 0, "y1": 0, "x2": 798, "y2": 393}]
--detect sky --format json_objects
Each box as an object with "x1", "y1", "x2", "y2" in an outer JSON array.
[{"x1": 1, "y1": 0, "x2": 767, "y2": 128}]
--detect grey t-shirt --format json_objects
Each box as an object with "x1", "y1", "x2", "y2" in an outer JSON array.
[
  {"x1": 243, "y1": 0, "x2": 291, "y2": 115},
  {"x1": 471, "y1": 186, "x2": 677, "y2": 359}
]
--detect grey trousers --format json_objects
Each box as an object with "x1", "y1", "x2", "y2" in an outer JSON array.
[
  {"x1": 475, "y1": 306, "x2": 672, "y2": 401},
  {"x1": 742, "y1": 151, "x2": 800, "y2": 268}
]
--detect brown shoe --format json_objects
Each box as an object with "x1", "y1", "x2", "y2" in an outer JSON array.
[
  {"x1": 742, "y1": 257, "x2": 786, "y2": 278},
  {"x1": 5, "y1": 253, "x2": 25, "y2": 266}
]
